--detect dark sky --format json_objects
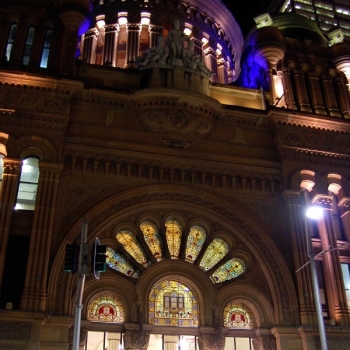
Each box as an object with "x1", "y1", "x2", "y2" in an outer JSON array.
[{"x1": 221, "y1": 0, "x2": 270, "y2": 35}]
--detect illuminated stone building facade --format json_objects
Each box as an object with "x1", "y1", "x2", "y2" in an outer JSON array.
[{"x1": 0, "y1": 0, "x2": 350, "y2": 350}]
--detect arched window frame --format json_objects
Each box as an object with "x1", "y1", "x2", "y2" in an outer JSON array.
[
  {"x1": 40, "y1": 29, "x2": 53, "y2": 68},
  {"x1": 5, "y1": 24, "x2": 18, "y2": 62},
  {"x1": 22, "y1": 26, "x2": 35, "y2": 66},
  {"x1": 15, "y1": 157, "x2": 40, "y2": 211}
]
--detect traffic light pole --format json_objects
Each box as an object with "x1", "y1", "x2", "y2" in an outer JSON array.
[{"x1": 72, "y1": 220, "x2": 88, "y2": 350}]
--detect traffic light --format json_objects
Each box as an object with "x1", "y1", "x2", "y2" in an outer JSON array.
[
  {"x1": 92, "y1": 242, "x2": 107, "y2": 274},
  {"x1": 64, "y1": 243, "x2": 79, "y2": 273}
]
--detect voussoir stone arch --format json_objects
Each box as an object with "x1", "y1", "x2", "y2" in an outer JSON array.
[{"x1": 48, "y1": 184, "x2": 298, "y2": 326}]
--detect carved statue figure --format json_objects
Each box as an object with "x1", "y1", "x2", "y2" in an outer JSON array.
[
  {"x1": 139, "y1": 35, "x2": 169, "y2": 68},
  {"x1": 166, "y1": 18, "x2": 187, "y2": 66}
]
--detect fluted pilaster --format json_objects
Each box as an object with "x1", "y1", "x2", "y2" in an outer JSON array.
[
  {"x1": 21, "y1": 162, "x2": 62, "y2": 311},
  {"x1": 0, "y1": 159, "x2": 21, "y2": 286}
]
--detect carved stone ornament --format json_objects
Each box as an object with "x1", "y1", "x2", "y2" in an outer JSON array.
[
  {"x1": 198, "y1": 329, "x2": 225, "y2": 350},
  {"x1": 0, "y1": 87, "x2": 70, "y2": 115},
  {"x1": 0, "y1": 321, "x2": 31, "y2": 340},
  {"x1": 124, "y1": 329, "x2": 150, "y2": 350},
  {"x1": 252, "y1": 335, "x2": 277, "y2": 350},
  {"x1": 139, "y1": 108, "x2": 213, "y2": 138}
]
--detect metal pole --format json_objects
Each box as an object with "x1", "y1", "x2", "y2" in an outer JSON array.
[
  {"x1": 305, "y1": 215, "x2": 328, "y2": 350},
  {"x1": 72, "y1": 220, "x2": 88, "y2": 350}
]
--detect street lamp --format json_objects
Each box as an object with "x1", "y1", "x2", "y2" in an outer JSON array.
[{"x1": 304, "y1": 204, "x2": 328, "y2": 350}]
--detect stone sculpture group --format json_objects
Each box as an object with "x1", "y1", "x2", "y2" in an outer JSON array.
[{"x1": 137, "y1": 19, "x2": 212, "y2": 77}]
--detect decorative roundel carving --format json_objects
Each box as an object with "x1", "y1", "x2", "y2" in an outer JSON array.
[{"x1": 140, "y1": 108, "x2": 213, "y2": 137}]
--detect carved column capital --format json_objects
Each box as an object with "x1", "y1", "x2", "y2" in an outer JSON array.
[{"x1": 310, "y1": 193, "x2": 333, "y2": 210}]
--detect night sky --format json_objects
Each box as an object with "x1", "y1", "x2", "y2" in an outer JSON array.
[{"x1": 221, "y1": 0, "x2": 270, "y2": 35}]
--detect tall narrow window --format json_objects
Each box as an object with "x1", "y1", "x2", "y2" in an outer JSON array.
[
  {"x1": 15, "y1": 157, "x2": 39, "y2": 210},
  {"x1": 40, "y1": 30, "x2": 53, "y2": 68},
  {"x1": 0, "y1": 155, "x2": 4, "y2": 189},
  {"x1": 5, "y1": 24, "x2": 18, "y2": 62},
  {"x1": 22, "y1": 27, "x2": 35, "y2": 66},
  {"x1": 341, "y1": 263, "x2": 350, "y2": 307}
]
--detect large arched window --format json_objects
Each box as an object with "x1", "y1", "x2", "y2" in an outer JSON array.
[
  {"x1": 149, "y1": 279, "x2": 199, "y2": 327},
  {"x1": 15, "y1": 157, "x2": 39, "y2": 210}
]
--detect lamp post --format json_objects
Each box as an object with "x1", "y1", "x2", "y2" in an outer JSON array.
[{"x1": 304, "y1": 205, "x2": 328, "y2": 350}]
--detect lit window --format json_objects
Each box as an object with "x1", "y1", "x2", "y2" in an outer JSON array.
[
  {"x1": 185, "y1": 225, "x2": 206, "y2": 263},
  {"x1": 106, "y1": 247, "x2": 140, "y2": 278},
  {"x1": 5, "y1": 24, "x2": 17, "y2": 62},
  {"x1": 210, "y1": 258, "x2": 246, "y2": 283},
  {"x1": 149, "y1": 280, "x2": 199, "y2": 327},
  {"x1": 15, "y1": 157, "x2": 39, "y2": 210},
  {"x1": 22, "y1": 27, "x2": 35, "y2": 66},
  {"x1": 165, "y1": 219, "x2": 182, "y2": 259},
  {"x1": 140, "y1": 220, "x2": 163, "y2": 261},
  {"x1": 0, "y1": 155, "x2": 4, "y2": 189},
  {"x1": 199, "y1": 238, "x2": 228, "y2": 271},
  {"x1": 341, "y1": 263, "x2": 350, "y2": 307},
  {"x1": 87, "y1": 294, "x2": 125, "y2": 323},
  {"x1": 40, "y1": 30, "x2": 52, "y2": 68},
  {"x1": 223, "y1": 302, "x2": 256, "y2": 329},
  {"x1": 116, "y1": 230, "x2": 150, "y2": 267}
]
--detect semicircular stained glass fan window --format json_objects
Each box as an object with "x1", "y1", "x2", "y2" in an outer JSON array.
[
  {"x1": 106, "y1": 247, "x2": 140, "y2": 278},
  {"x1": 199, "y1": 238, "x2": 228, "y2": 271},
  {"x1": 223, "y1": 302, "x2": 256, "y2": 329},
  {"x1": 87, "y1": 294, "x2": 125, "y2": 323},
  {"x1": 165, "y1": 219, "x2": 182, "y2": 259},
  {"x1": 116, "y1": 230, "x2": 150, "y2": 267},
  {"x1": 149, "y1": 280, "x2": 199, "y2": 327},
  {"x1": 140, "y1": 220, "x2": 163, "y2": 261},
  {"x1": 210, "y1": 257, "x2": 246, "y2": 283},
  {"x1": 185, "y1": 225, "x2": 206, "y2": 263}
]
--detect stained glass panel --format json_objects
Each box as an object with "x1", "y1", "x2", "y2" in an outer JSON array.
[
  {"x1": 87, "y1": 294, "x2": 125, "y2": 323},
  {"x1": 185, "y1": 225, "x2": 206, "y2": 263},
  {"x1": 210, "y1": 258, "x2": 246, "y2": 283},
  {"x1": 140, "y1": 220, "x2": 163, "y2": 261},
  {"x1": 165, "y1": 219, "x2": 182, "y2": 259},
  {"x1": 149, "y1": 280, "x2": 199, "y2": 327},
  {"x1": 116, "y1": 230, "x2": 150, "y2": 267},
  {"x1": 199, "y1": 238, "x2": 228, "y2": 271},
  {"x1": 223, "y1": 302, "x2": 256, "y2": 329},
  {"x1": 106, "y1": 247, "x2": 140, "y2": 278}
]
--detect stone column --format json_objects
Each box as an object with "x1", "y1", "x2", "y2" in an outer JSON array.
[
  {"x1": 321, "y1": 74, "x2": 341, "y2": 117},
  {"x1": 124, "y1": 323, "x2": 151, "y2": 350},
  {"x1": 293, "y1": 69, "x2": 312, "y2": 112},
  {"x1": 125, "y1": 24, "x2": 141, "y2": 68},
  {"x1": 334, "y1": 76, "x2": 350, "y2": 119},
  {"x1": 283, "y1": 190, "x2": 317, "y2": 325},
  {"x1": 254, "y1": 328, "x2": 278, "y2": 350},
  {"x1": 0, "y1": 158, "x2": 21, "y2": 286},
  {"x1": 21, "y1": 162, "x2": 62, "y2": 311},
  {"x1": 271, "y1": 327, "x2": 302, "y2": 350},
  {"x1": 311, "y1": 194, "x2": 350, "y2": 326},
  {"x1": 149, "y1": 26, "x2": 163, "y2": 48},
  {"x1": 307, "y1": 71, "x2": 327, "y2": 115},
  {"x1": 198, "y1": 327, "x2": 226, "y2": 350},
  {"x1": 282, "y1": 66, "x2": 297, "y2": 110},
  {"x1": 82, "y1": 29, "x2": 99, "y2": 64},
  {"x1": 104, "y1": 25, "x2": 119, "y2": 66},
  {"x1": 203, "y1": 48, "x2": 217, "y2": 83}
]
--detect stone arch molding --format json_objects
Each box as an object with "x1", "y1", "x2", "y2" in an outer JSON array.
[{"x1": 49, "y1": 184, "x2": 298, "y2": 326}]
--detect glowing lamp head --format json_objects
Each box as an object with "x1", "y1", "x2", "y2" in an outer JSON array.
[{"x1": 306, "y1": 206, "x2": 323, "y2": 220}]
